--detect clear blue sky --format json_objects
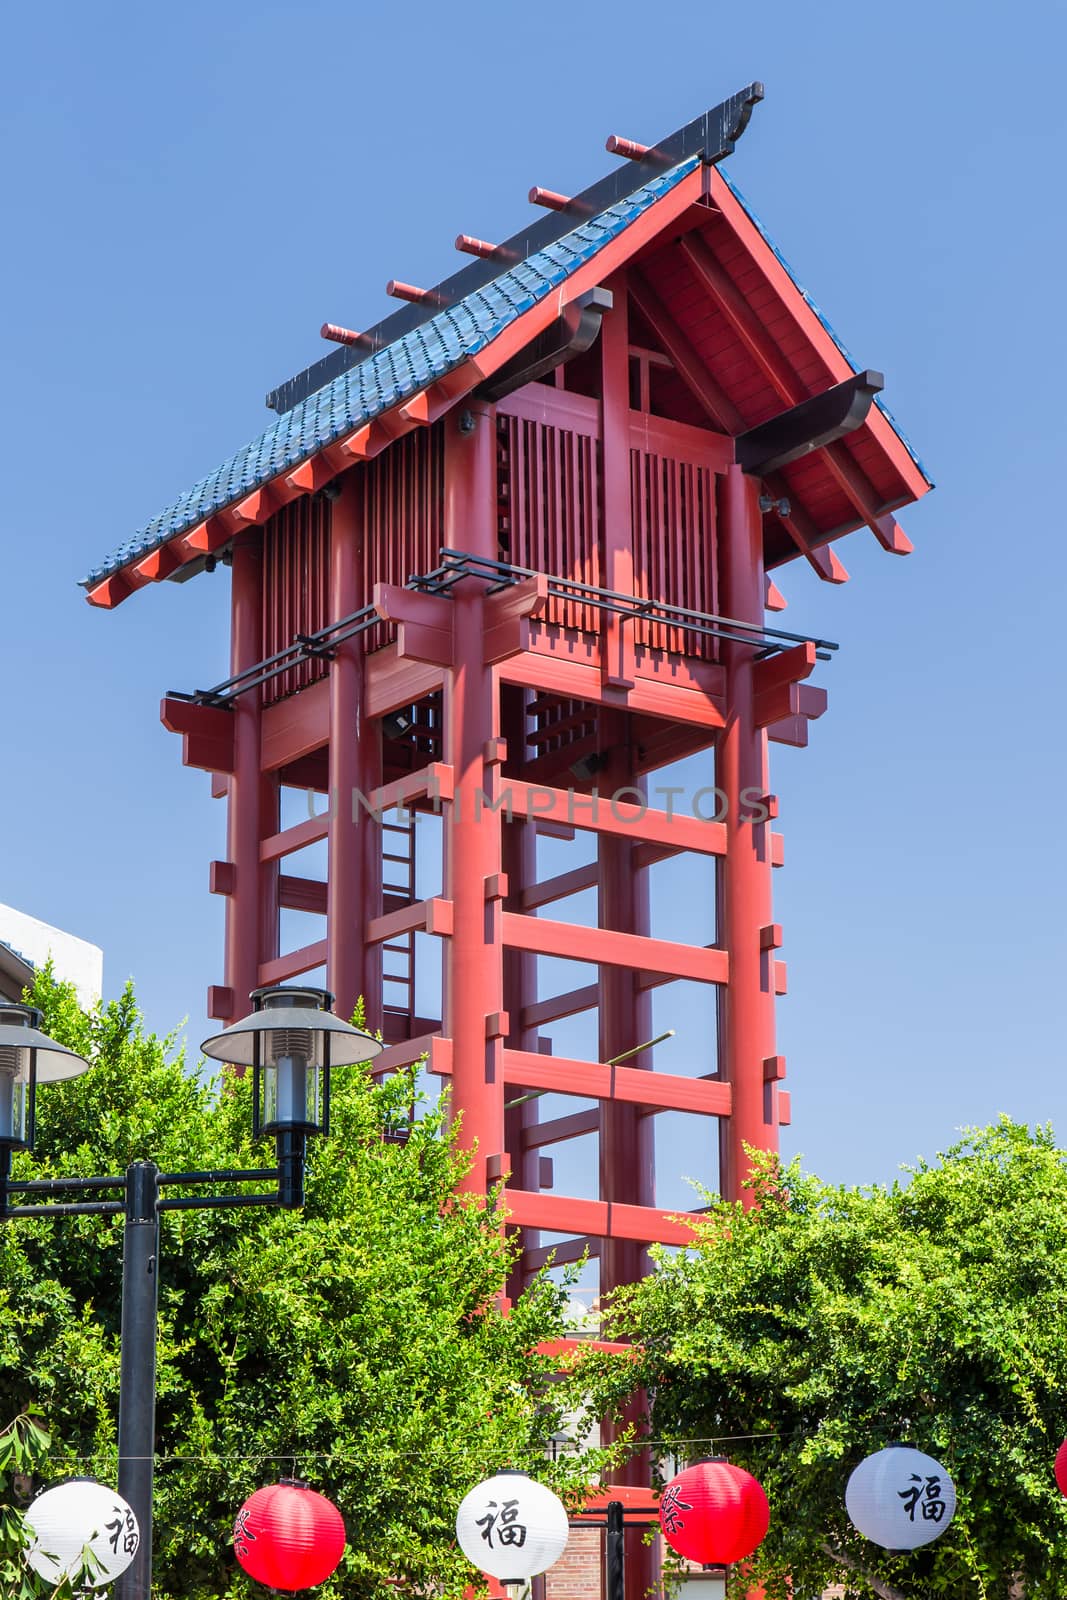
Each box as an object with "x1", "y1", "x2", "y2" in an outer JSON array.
[{"x1": 1, "y1": 0, "x2": 1064, "y2": 1195}]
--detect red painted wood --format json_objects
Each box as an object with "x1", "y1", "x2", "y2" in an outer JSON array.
[
  {"x1": 599, "y1": 274, "x2": 635, "y2": 685},
  {"x1": 261, "y1": 496, "x2": 332, "y2": 704},
  {"x1": 222, "y1": 538, "x2": 272, "y2": 1027},
  {"x1": 503, "y1": 911, "x2": 728, "y2": 985},
  {"x1": 443, "y1": 402, "x2": 506, "y2": 1195},
  {"x1": 716, "y1": 465, "x2": 778, "y2": 1202},
  {"x1": 505, "y1": 777, "x2": 726, "y2": 856},
  {"x1": 327, "y1": 474, "x2": 381, "y2": 1027},
  {"x1": 501, "y1": 1048, "x2": 730, "y2": 1117},
  {"x1": 505, "y1": 1189, "x2": 699, "y2": 1247}
]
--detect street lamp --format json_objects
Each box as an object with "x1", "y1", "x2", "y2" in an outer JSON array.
[
  {"x1": 0, "y1": 986, "x2": 380, "y2": 1600},
  {"x1": 0, "y1": 1002, "x2": 92, "y2": 1154}
]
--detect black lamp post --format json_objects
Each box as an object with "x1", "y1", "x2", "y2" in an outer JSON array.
[{"x1": 0, "y1": 986, "x2": 380, "y2": 1600}]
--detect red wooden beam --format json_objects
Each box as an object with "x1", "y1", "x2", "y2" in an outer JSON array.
[
  {"x1": 506, "y1": 778, "x2": 727, "y2": 856},
  {"x1": 765, "y1": 477, "x2": 850, "y2": 583},
  {"x1": 752, "y1": 641, "x2": 816, "y2": 702},
  {"x1": 505, "y1": 1189, "x2": 700, "y2": 1247},
  {"x1": 284, "y1": 455, "x2": 341, "y2": 495},
  {"x1": 258, "y1": 940, "x2": 329, "y2": 987},
  {"x1": 160, "y1": 695, "x2": 235, "y2": 774},
  {"x1": 520, "y1": 983, "x2": 601, "y2": 1032},
  {"x1": 519, "y1": 1108, "x2": 601, "y2": 1148},
  {"x1": 320, "y1": 323, "x2": 366, "y2": 346},
  {"x1": 708, "y1": 166, "x2": 931, "y2": 505},
  {"x1": 528, "y1": 186, "x2": 571, "y2": 211},
  {"x1": 455, "y1": 233, "x2": 500, "y2": 259},
  {"x1": 133, "y1": 544, "x2": 182, "y2": 583},
  {"x1": 519, "y1": 862, "x2": 598, "y2": 912},
  {"x1": 628, "y1": 269, "x2": 743, "y2": 434},
  {"x1": 606, "y1": 136, "x2": 650, "y2": 160},
  {"x1": 86, "y1": 572, "x2": 132, "y2": 608},
  {"x1": 259, "y1": 812, "x2": 329, "y2": 864},
  {"x1": 502, "y1": 912, "x2": 729, "y2": 986},
  {"x1": 183, "y1": 515, "x2": 232, "y2": 558},
  {"x1": 278, "y1": 874, "x2": 328, "y2": 915},
  {"x1": 503, "y1": 1047, "x2": 732, "y2": 1117},
  {"x1": 680, "y1": 227, "x2": 915, "y2": 553},
  {"x1": 765, "y1": 574, "x2": 787, "y2": 611},
  {"x1": 385, "y1": 280, "x2": 435, "y2": 305},
  {"x1": 366, "y1": 896, "x2": 453, "y2": 946},
  {"x1": 373, "y1": 583, "x2": 454, "y2": 666}
]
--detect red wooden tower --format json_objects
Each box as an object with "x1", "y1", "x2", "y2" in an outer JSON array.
[{"x1": 84, "y1": 84, "x2": 930, "y2": 1314}]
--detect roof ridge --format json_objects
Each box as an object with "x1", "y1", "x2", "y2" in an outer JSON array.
[{"x1": 81, "y1": 157, "x2": 700, "y2": 589}]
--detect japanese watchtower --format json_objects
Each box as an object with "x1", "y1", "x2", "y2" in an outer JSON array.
[{"x1": 83, "y1": 84, "x2": 929, "y2": 1319}]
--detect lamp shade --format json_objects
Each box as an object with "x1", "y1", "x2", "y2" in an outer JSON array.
[
  {"x1": 1055, "y1": 1438, "x2": 1067, "y2": 1497},
  {"x1": 658, "y1": 1459, "x2": 770, "y2": 1566},
  {"x1": 202, "y1": 985, "x2": 381, "y2": 1140},
  {"x1": 24, "y1": 1480, "x2": 139, "y2": 1588},
  {"x1": 234, "y1": 1482, "x2": 345, "y2": 1591},
  {"x1": 456, "y1": 1470, "x2": 569, "y2": 1579},
  {"x1": 201, "y1": 987, "x2": 381, "y2": 1069},
  {"x1": 0, "y1": 1003, "x2": 91, "y2": 1150},
  {"x1": 845, "y1": 1445, "x2": 955, "y2": 1550}
]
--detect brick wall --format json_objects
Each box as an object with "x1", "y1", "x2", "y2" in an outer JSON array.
[{"x1": 546, "y1": 1526, "x2": 601, "y2": 1600}]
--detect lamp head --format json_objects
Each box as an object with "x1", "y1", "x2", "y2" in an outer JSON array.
[
  {"x1": 200, "y1": 985, "x2": 381, "y2": 1139},
  {"x1": 0, "y1": 1003, "x2": 92, "y2": 1152}
]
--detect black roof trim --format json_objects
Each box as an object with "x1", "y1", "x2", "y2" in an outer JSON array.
[{"x1": 265, "y1": 83, "x2": 764, "y2": 417}]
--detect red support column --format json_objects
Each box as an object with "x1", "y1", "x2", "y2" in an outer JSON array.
[
  {"x1": 717, "y1": 464, "x2": 778, "y2": 1204},
  {"x1": 599, "y1": 281, "x2": 656, "y2": 1600},
  {"x1": 443, "y1": 403, "x2": 506, "y2": 1195},
  {"x1": 224, "y1": 535, "x2": 274, "y2": 1023},
  {"x1": 503, "y1": 691, "x2": 540, "y2": 1301},
  {"x1": 597, "y1": 721, "x2": 655, "y2": 1292},
  {"x1": 327, "y1": 474, "x2": 382, "y2": 1028}
]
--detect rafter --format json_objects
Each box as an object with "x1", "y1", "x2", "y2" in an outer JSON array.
[{"x1": 679, "y1": 229, "x2": 913, "y2": 554}]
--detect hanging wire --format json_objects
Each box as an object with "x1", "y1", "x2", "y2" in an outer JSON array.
[{"x1": 17, "y1": 1427, "x2": 872, "y2": 1469}]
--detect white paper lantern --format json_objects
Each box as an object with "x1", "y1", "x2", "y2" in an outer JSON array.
[
  {"x1": 456, "y1": 1470, "x2": 569, "y2": 1580},
  {"x1": 845, "y1": 1445, "x2": 956, "y2": 1551},
  {"x1": 24, "y1": 1479, "x2": 140, "y2": 1588}
]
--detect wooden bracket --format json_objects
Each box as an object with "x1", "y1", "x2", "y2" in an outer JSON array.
[
  {"x1": 763, "y1": 1054, "x2": 787, "y2": 1082},
  {"x1": 161, "y1": 696, "x2": 235, "y2": 774},
  {"x1": 209, "y1": 860, "x2": 236, "y2": 896},
  {"x1": 483, "y1": 575, "x2": 549, "y2": 664},
  {"x1": 752, "y1": 642, "x2": 816, "y2": 728},
  {"x1": 373, "y1": 583, "x2": 454, "y2": 665},
  {"x1": 207, "y1": 985, "x2": 235, "y2": 1022}
]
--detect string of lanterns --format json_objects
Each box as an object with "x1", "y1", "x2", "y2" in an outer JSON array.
[{"x1": 18, "y1": 1435, "x2": 1067, "y2": 1592}]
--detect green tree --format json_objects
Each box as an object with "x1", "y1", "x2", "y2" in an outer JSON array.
[
  {"x1": 587, "y1": 1122, "x2": 1067, "y2": 1600},
  {"x1": 0, "y1": 969, "x2": 604, "y2": 1599}
]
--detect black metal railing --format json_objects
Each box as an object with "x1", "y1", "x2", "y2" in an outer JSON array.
[{"x1": 168, "y1": 549, "x2": 837, "y2": 710}]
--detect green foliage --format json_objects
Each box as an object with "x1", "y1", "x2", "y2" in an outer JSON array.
[
  {"x1": 1, "y1": 969, "x2": 606, "y2": 1599},
  {"x1": 586, "y1": 1123, "x2": 1067, "y2": 1600},
  {"x1": 0, "y1": 1413, "x2": 86, "y2": 1600}
]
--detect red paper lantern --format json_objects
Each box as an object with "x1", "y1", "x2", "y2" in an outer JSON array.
[
  {"x1": 659, "y1": 1458, "x2": 770, "y2": 1566},
  {"x1": 234, "y1": 1481, "x2": 346, "y2": 1591},
  {"x1": 1055, "y1": 1439, "x2": 1067, "y2": 1497}
]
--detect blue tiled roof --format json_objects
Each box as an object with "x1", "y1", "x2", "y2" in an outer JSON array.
[{"x1": 82, "y1": 157, "x2": 702, "y2": 588}]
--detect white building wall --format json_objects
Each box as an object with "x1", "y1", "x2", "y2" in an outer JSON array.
[{"x1": 0, "y1": 903, "x2": 103, "y2": 1008}]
